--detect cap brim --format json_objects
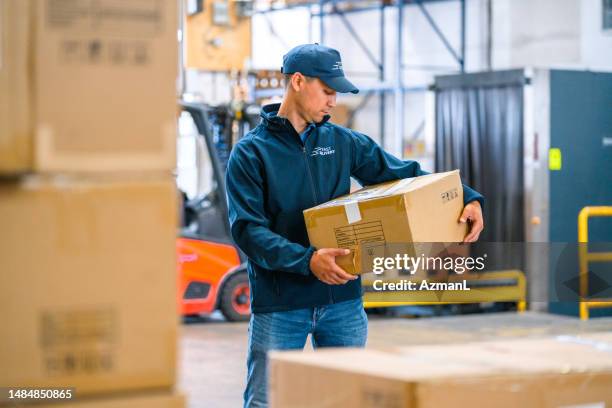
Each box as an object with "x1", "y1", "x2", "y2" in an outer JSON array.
[{"x1": 321, "y1": 76, "x2": 359, "y2": 94}]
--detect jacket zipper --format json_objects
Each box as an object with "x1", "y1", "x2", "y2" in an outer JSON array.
[
  {"x1": 302, "y1": 146, "x2": 318, "y2": 204},
  {"x1": 302, "y1": 144, "x2": 334, "y2": 304}
]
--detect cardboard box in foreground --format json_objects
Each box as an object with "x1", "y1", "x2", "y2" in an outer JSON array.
[
  {"x1": 37, "y1": 392, "x2": 185, "y2": 408},
  {"x1": 303, "y1": 170, "x2": 468, "y2": 275},
  {"x1": 0, "y1": 0, "x2": 177, "y2": 174},
  {"x1": 270, "y1": 333, "x2": 612, "y2": 408},
  {"x1": 0, "y1": 176, "x2": 178, "y2": 397}
]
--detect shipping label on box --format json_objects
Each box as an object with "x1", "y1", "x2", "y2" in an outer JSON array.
[
  {"x1": 40, "y1": 308, "x2": 117, "y2": 376},
  {"x1": 303, "y1": 170, "x2": 468, "y2": 275}
]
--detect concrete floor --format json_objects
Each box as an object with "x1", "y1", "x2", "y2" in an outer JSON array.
[{"x1": 178, "y1": 311, "x2": 612, "y2": 408}]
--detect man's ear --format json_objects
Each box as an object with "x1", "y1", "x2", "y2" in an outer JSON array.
[{"x1": 290, "y1": 72, "x2": 304, "y2": 92}]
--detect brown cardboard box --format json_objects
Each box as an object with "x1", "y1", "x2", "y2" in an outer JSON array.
[
  {"x1": 0, "y1": 0, "x2": 31, "y2": 172},
  {"x1": 270, "y1": 334, "x2": 612, "y2": 408},
  {"x1": 303, "y1": 170, "x2": 467, "y2": 275},
  {"x1": 35, "y1": 392, "x2": 185, "y2": 408},
  {"x1": 0, "y1": 0, "x2": 177, "y2": 174},
  {"x1": 329, "y1": 104, "x2": 352, "y2": 127},
  {"x1": 0, "y1": 176, "x2": 178, "y2": 397}
]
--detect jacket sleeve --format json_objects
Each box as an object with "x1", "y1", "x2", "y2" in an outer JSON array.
[
  {"x1": 350, "y1": 131, "x2": 484, "y2": 207},
  {"x1": 225, "y1": 143, "x2": 315, "y2": 276}
]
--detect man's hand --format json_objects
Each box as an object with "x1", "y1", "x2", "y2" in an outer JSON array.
[
  {"x1": 460, "y1": 200, "x2": 484, "y2": 243},
  {"x1": 310, "y1": 248, "x2": 358, "y2": 285}
]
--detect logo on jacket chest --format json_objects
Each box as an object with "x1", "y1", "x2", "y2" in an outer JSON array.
[{"x1": 311, "y1": 146, "x2": 335, "y2": 157}]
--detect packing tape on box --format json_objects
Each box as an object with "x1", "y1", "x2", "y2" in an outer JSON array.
[
  {"x1": 344, "y1": 201, "x2": 361, "y2": 224},
  {"x1": 381, "y1": 177, "x2": 416, "y2": 196}
]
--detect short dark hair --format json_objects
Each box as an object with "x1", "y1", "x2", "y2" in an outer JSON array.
[{"x1": 284, "y1": 73, "x2": 315, "y2": 89}]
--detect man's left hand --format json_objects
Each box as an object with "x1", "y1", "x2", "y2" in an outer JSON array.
[{"x1": 460, "y1": 201, "x2": 484, "y2": 243}]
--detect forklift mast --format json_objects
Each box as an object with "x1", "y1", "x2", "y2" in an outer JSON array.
[{"x1": 178, "y1": 101, "x2": 231, "y2": 243}]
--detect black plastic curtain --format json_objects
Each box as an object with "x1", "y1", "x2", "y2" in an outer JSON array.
[
  {"x1": 435, "y1": 70, "x2": 525, "y2": 243},
  {"x1": 434, "y1": 70, "x2": 526, "y2": 272}
]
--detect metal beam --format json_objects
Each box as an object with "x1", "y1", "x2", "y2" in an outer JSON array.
[
  {"x1": 460, "y1": 0, "x2": 466, "y2": 72},
  {"x1": 486, "y1": 0, "x2": 492, "y2": 70},
  {"x1": 379, "y1": 2, "x2": 386, "y2": 146},
  {"x1": 308, "y1": 4, "x2": 314, "y2": 43},
  {"x1": 402, "y1": 63, "x2": 462, "y2": 71},
  {"x1": 393, "y1": 0, "x2": 404, "y2": 157},
  {"x1": 310, "y1": 4, "x2": 383, "y2": 16},
  {"x1": 347, "y1": 90, "x2": 376, "y2": 128},
  {"x1": 253, "y1": 2, "x2": 320, "y2": 14},
  {"x1": 414, "y1": 0, "x2": 463, "y2": 68},
  {"x1": 255, "y1": 0, "x2": 458, "y2": 15},
  {"x1": 263, "y1": 14, "x2": 290, "y2": 49},
  {"x1": 319, "y1": 0, "x2": 326, "y2": 42},
  {"x1": 333, "y1": 6, "x2": 383, "y2": 71}
]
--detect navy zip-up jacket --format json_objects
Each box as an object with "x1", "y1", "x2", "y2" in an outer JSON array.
[{"x1": 226, "y1": 103, "x2": 484, "y2": 313}]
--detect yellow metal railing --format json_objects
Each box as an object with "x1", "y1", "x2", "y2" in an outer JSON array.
[{"x1": 578, "y1": 206, "x2": 612, "y2": 320}]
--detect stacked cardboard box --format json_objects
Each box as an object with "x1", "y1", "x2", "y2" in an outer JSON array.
[
  {"x1": 0, "y1": 0, "x2": 177, "y2": 173},
  {"x1": 270, "y1": 333, "x2": 612, "y2": 407},
  {"x1": 35, "y1": 391, "x2": 184, "y2": 408},
  {"x1": 1, "y1": 0, "x2": 183, "y2": 406}
]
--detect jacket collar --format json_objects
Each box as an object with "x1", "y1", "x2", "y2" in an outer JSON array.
[{"x1": 260, "y1": 103, "x2": 330, "y2": 134}]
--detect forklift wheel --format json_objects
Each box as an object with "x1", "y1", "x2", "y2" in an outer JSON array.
[{"x1": 220, "y1": 271, "x2": 251, "y2": 322}]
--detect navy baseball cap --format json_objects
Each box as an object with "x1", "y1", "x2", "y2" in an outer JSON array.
[{"x1": 281, "y1": 44, "x2": 359, "y2": 94}]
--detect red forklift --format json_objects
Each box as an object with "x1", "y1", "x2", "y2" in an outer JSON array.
[{"x1": 176, "y1": 101, "x2": 252, "y2": 322}]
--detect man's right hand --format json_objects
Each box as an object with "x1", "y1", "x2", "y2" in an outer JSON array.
[{"x1": 310, "y1": 248, "x2": 358, "y2": 285}]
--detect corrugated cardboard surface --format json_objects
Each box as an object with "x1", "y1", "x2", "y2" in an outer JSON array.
[
  {"x1": 1, "y1": 0, "x2": 177, "y2": 174},
  {"x1": 270, "y1": 333, "x2": 612, "y2": 408},
  {"x1": 329, "y1": 104, "x2": 351, "y2": 127},
  {"x1": 35, "y1": 392, "x2": 185, "y2": 408},
  {"x1": 303, "y1": 171, "x2": 467, "y2": 274},
  {"x1": 0, "y1": 176, "x2": 178, "y2": 397},
  {"x1": 0, "y1": 0, "x2": 32, "y2": 173}
]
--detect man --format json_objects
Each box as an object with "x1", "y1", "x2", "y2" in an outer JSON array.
[{"x1": 226, "y1": 44, "x2": 484, "y2": 407}]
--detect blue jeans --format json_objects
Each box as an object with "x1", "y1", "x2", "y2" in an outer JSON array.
[{"x1": 243, "y1": 297, "x2": 368, "y2": 408}]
